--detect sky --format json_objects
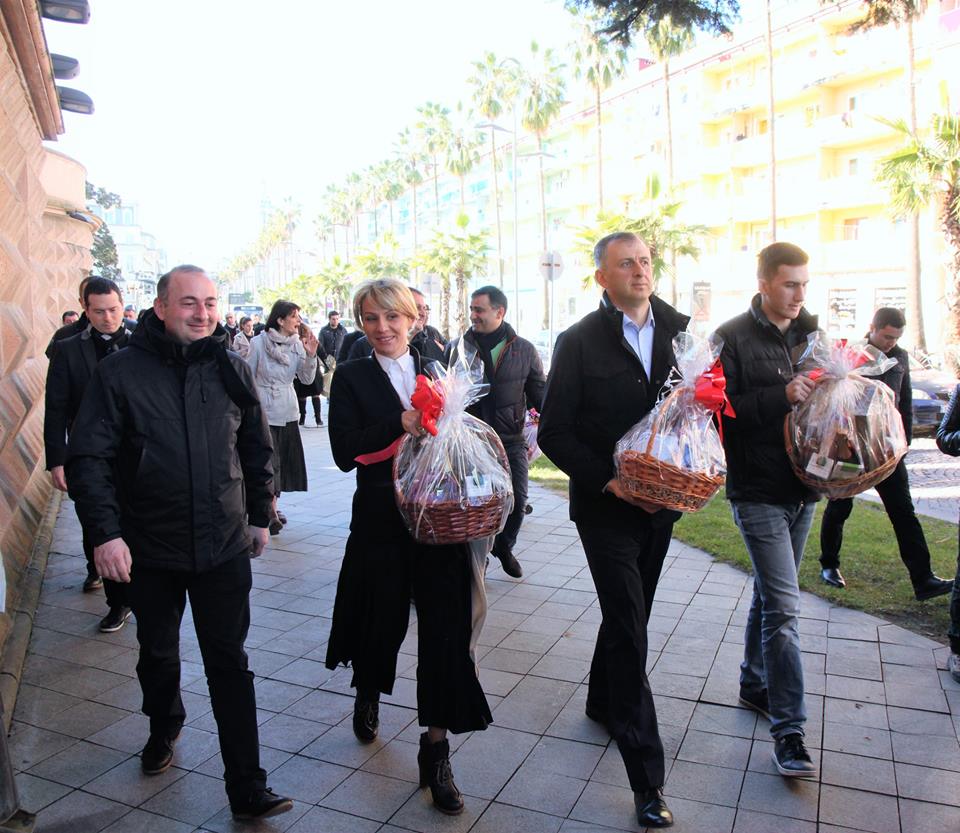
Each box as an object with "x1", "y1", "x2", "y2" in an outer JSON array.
[{"x1": 44, "y1": 0, "x2": 584, "y2": 268}]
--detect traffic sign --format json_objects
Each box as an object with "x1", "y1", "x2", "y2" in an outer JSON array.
[{"x1": 539, "y1": 251, "x2": 564, "y2": 281}]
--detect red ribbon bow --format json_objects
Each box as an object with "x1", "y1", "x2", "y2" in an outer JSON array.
[
  {"x1": 694, "y1": 359, "x2": 736, "y2": 440},
  {"x1": 355, "y1": 374, "x2": 445, "y2": 465},
  {"x1": 807, "y1": 339, "x2": 872, "y2": 382}
]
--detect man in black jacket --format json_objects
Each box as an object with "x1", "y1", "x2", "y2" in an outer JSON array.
[
  {"x1": 446, "y1": 285, "x2": 545, "y2": 579},
  {"x1": 66, "y1": 265, "x2": 293, "y2": 821},
  {"x1": 539, "y1": 233, "x2": 688, "y2": 828},
  {"x1": 46, "y1": 276, "x2": 136, "y2": 359},
  {"x1": 819, "y1": 307, "x2": 952, "y2": 599},
  {"x1": 320, "y1": 309, "x2": 347, "y2": 359},
  {"x1": 716, "y1": 241, "x2": 819, "y2": 780},
  {"x1": 45, "y1": 277, "x2": 132, "y2": 628}
]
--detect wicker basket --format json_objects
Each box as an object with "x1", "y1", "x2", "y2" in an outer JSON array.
[
  {"x1": 616, "y1": 389, "x2": 725, "y2": 513},
  {"x1": 393, "y1": 431, "x2": 511, "y2": 545},
  {"x1": 783, "y1": 419, "x2": 904, "y2": 499}
]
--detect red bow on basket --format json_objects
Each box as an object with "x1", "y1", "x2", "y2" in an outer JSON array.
[
  {"x1": 355, "y1": 374, "x2": 445, "y2": 465},
  {"x1": 694, "y1": 359, "x2": 736, "y2": 440},
  {"x1": 807, "y1": 339, "x2": 873, "y2": 382}
]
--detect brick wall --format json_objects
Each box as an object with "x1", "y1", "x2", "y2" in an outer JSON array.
[{"x1": 0, "y1": 29, "x2": 92, "y2": 649}]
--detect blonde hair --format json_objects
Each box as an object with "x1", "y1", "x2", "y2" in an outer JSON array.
[{"x1": 352, "y1": 278, "x2": 418, "y2": 323}]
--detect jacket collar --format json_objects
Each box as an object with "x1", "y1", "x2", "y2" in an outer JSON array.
[
  {"x1": 598, "y1": 291, "x2": 690, "y2": 336},
  {"x1": 132, "y1": 310, "x2": 229, "y2": 363},
  {"x1": 462, "y1": 322, "x2": 517, "y2": 347}
]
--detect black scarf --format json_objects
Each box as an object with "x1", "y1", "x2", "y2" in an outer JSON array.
[{"x1": 90, "y1": 325, "x2": 128, "y2": 361}]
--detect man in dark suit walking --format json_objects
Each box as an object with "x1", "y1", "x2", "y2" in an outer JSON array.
[
  {"x1": 539, "y1": 232, "x2": 689, "y2": 828},
  {"x1": 44, "y1": 277, "x2": 132, "y2": 631}
]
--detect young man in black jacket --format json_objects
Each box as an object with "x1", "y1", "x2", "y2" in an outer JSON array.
[
  {"x1": 66, "y1": 266, "x2": 293, "y2": 821},
  {"x1": 539, "y1": 232, "x2": 688, "y2": 828},
  {"x1": 44, "y1": 278, "x2": 132, "y2": 629},
  {"x1": 716, "y1": 241, "x2": 820, "y2": 779},
  {"x1": 446, "y1": 285, "x2": 545, "y2": 579},
  {"x1": 819, "y1": 307, "x2": 952, "y2": 599}
]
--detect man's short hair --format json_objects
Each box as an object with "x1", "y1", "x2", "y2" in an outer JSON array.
[
  {"x1": 78, "y1": 275, "x2": 93, "y2": 294},
  {"x1": 757, "y1": 242, "x2": 808, "y2": 281},
  {"x1": 352, "y1": 279, "x2": 418, "y2": 324},
  {"x1": 156, "y1": 264, "x2": 206, "y2": 302},
  {"x1": 872, "y1": 307, "x2": 906, "y2": 330},
  {"x1": 593, "y1": 232, "x2": 642, "y2": 268},
  {"x1": 83, "y1": 277, "x2": 122, "y2": 306},
  {"x1": 328, "y1": 310, "x2": 340, "y2": 319},
  {"x1": 61, "y1": 310, "x2": 78, "y2": 323},
  {"x1": 472, "y1": 285, "x2": 508, "y2": 311},
  {"x1": 266, "y1": 300, "x2": 300, "y2": 332},
  {"x1": 407, "y1": 286, "x2": 425, "y2": 298}
]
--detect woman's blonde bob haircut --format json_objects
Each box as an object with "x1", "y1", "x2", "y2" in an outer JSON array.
[{"x1": 352, "y1": 278, "x2": 418, "y2": 324}]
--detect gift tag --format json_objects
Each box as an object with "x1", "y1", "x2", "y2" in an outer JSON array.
[{"x1": 465, "y1": 469, "x2": 494, "y2": 499}]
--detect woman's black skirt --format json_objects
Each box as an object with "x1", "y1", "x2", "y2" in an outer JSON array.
[{"x1": 269, "y1": 420, "x2": 308, "y2": 492}]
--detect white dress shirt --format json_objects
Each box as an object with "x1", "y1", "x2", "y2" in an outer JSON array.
[
  {"x1": 621, "y1": 306, "x2": 656, "y2": 380},
  {"x1": 375, "y1": 349, "x2": 417, "y2": 409}
]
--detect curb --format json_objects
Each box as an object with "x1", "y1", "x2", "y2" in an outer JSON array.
[{"x1": 0, "y1": 491, "x2": 62, "y2": 732}]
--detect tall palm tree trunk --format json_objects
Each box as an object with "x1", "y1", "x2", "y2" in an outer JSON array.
[
  {"x1": 412, "y1": 184, "x2": 420, "y2": 280},
  {"x1": 490, "y1": 128, "x2": 504, "y2": 286},
  {"x1": 455, "y1": 267, "x2": 467, "y2": 335},
  {"x1": 433, "y1": 156, "x2": 441, "y2": 226},
  {"x1": 595, "y1": 80, "x2": 604, "y2": 212},
  {"x1": 765, "y1": 0, "x2": 777, "y2": 241},
  {"x1": 538, "y1": 135, "x2": 549, "y2": 330},
  {"x1": 906, "y1": 16, "x2": 926, "y2": 352},
  {"x1": 439, "y1": 274, "x2": 451, "y2": 340},
  {"x1": 663, "y1": 57, "x2": 678, "y2": 305}
]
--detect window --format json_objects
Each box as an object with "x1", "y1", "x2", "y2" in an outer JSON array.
[
  {"x1": 828, "y1": 289, "x2": 858, "y2": 332},
  {"x1": 875, "y1": 288, "x2": 906, "y2": 311},
  {"x1": 848, "y1": 158, "x2": 859, "y2": 176},
  {"x1": 842, "y1": 218, "x2": 865, "y2": 240}
]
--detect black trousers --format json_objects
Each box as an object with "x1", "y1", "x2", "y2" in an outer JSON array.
[
  {"x1": 298, "y1": 396, "x2": 322, "y2": 421},
  {"x1": 950, "y1": 524, "x2": 960, "y2": 654},
  {"x1": 819, "y1": 458, "x2": 934, "y2": 585},
  {"x1": 491, "y1": 439, "x2": 528, "y2": 560},
  {"x1": 81, "y1": 527, "x2": 127, "y2": 609},
  {"x1": 127, "y1": 556, "x2": 265, "y2": 802},
  {"x1": 577, "y1": 520, "x2": 672, "y2": 792}
]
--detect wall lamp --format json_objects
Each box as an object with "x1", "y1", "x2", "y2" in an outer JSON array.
[
  {"x1": 51, "y1": 54, "x2": 79, "y2": 79},
  {"x1": 57, "y1": 86, "x2": 94, "y2": 114},
  {"x1": 40, "y1": 0, "x2": 91, "y2": 24}
]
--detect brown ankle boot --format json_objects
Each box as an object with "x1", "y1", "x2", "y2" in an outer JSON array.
[{"x1": 417, "y1": 732, "x2": 463, "y2": 815}]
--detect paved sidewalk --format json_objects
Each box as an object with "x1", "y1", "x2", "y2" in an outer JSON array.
[
  {"x1": 11, "y1": 425, "x2": 960, "y2": 833},
  {"x1": 871, "y1": 438, "x2": 960, "y2": 523}
]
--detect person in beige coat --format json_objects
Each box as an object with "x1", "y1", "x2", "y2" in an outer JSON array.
[{"x1": 245, "y1": 300, "x2": 319, "y2": 532}]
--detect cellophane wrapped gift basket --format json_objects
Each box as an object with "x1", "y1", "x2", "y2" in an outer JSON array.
[
  {"x1": 784, "y1": 333, "x2": 907, "y2": 499},
  {"x1": 615, "y1": 332, "x2": 730, "y2": 512},
  {"x1": 393, "y1": 352, "x2": 514, "y2": 544}
]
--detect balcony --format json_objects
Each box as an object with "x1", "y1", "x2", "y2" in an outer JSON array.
[
  {"x1": 817, "y1": 112, "x2": 897, "y2": 148},
  {"x1": 815, "y1": 175, "x2": 887, "y2": 210},
  {"x1": 815, "y1": 235, "x2": 908, "y2": 273}
]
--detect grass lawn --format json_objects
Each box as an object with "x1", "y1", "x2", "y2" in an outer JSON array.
[{"x1": 529, "y1": 456, "x2": 957, "y2": 641}]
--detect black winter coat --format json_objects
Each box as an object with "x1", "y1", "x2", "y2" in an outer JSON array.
[
  {"x1": 538, "y1": 293, "x2": 690, "y2": 528},
  {"x1": 875, "y1": 342, "x2": 913, "y2": 444},
  {"x1": 65, "y1": 312, "x2": 274, "y2": 573},
  {"x1": 936, "y1": 383, "x2": 960, "y2": 457},
  {"x1": 46, "y1": 314, "x2": 135, "y2": 360},
  {"x1": 44, "y1": 326, "x2": 130, "y2": 469},
  {"x1": 446, "y1": 324, "x2": 545, "y2": 442},
  {"x1": 716, "y1": 294, "x2": 820, "y2": 504},
  {"x1": 321, "y1": 323, "x2": 347, "y2": 361}
]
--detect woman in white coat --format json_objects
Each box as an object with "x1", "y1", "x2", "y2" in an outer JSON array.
[{"x1": 246, "y1": 300, "x2": 319, "y2": 532}]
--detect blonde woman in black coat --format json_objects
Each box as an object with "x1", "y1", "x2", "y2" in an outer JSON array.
[{"x1": 324, "y1": 278, "x2": 490, "y2": 815}]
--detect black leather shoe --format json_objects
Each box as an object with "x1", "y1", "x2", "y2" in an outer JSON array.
[
  {"x1": 914, "y1": 575, "x2": 953, "y2": 601},
  {"x1": 83, "y1": 571, "x2": 103, "y2": 593},
  {"x1": 738, "y1": 687, "x2": 772, "y2": 721},
  {"x1": 276, "y1": 511, "x2": 288, "y2": 526},
  {"x1": 524, "y1": 503, "x2": 533, "y2": 515},
  {"x1": 316, "y1": 416, "x2": 323, "y2": 426},
  {"x1": 268, "y1": 514, "x2": 283, "y2": 536},
  {"x1": 634, "y1": 788, "x2": 673, "y2": 827},
  {"x1": 141, "y1": 726, "x2": 182, "y2": 775},
  {"x1": 772, "y1": 733, "x2": 818, "y2": 778},
  {"x1": 231, "y1": 787, "x2": 293, "y2": 820},
  {"x1": 298, "y1": 414, "x2": 306, "y2": 426},
  {"x1": 496, "y1": 551, "x2": 523, "y2": 579},
  {"x1": 418, "y1": 733, "x2": 464, "y2": 815},
  {"x1": 820, "y1": 567, "x2": 846, "y2": 588},
  {"x1": 352, "y1": 696, "x2": 379, "y2": 743},
  {"x1": 98, "y1": 606, "x2": 131, "y2": 633}
]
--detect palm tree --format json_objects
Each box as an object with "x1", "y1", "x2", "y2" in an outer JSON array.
[
  {"x1": 416, "y1": 213, "x2": 490, "y2": 337},
  {"x1": 572, "y1": 175, "x2": 706, "y2": 291},
  {"x1": 445, "y1": 102, "x2": 484, "y2": 214},
  {"x1": 415, "y1": 102, "x2": 453, "y2": 228},
  {"x1": 518, "y1": 40, "x2": 566, "y2": 329},
  {"x1": 876, "y1": 113, "x2": 960, "y2": 362},
  {"x1": 644, "y1": 15, "x2": 693, "y2": 193},
  {"x1": 316, "y1": 255, "x2": 356, "y2": 314},
  {"x1": 571, "y1": 11, "x2": 628, "y2": 211},
  {"x1": 468, "y1": 52, "x2": 521, "y2": 286},
  {"x1": 395, "y1": 128, "x2": 427, "y2": 276},
  {"x1": 354, "y1": 232, "x2": 411, "y2": 281},
  {"x1": 376, "y1": 159, "x2": 405, "y2": 233}
]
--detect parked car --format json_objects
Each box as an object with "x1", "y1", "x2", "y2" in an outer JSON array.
[{"x1": 910, "y1": 356, "x2": 957, "y2": 437}]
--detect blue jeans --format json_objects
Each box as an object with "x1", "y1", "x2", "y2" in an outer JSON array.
[{"x1": 731, "y1": 500, "x2": 815, "y2": 739}]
